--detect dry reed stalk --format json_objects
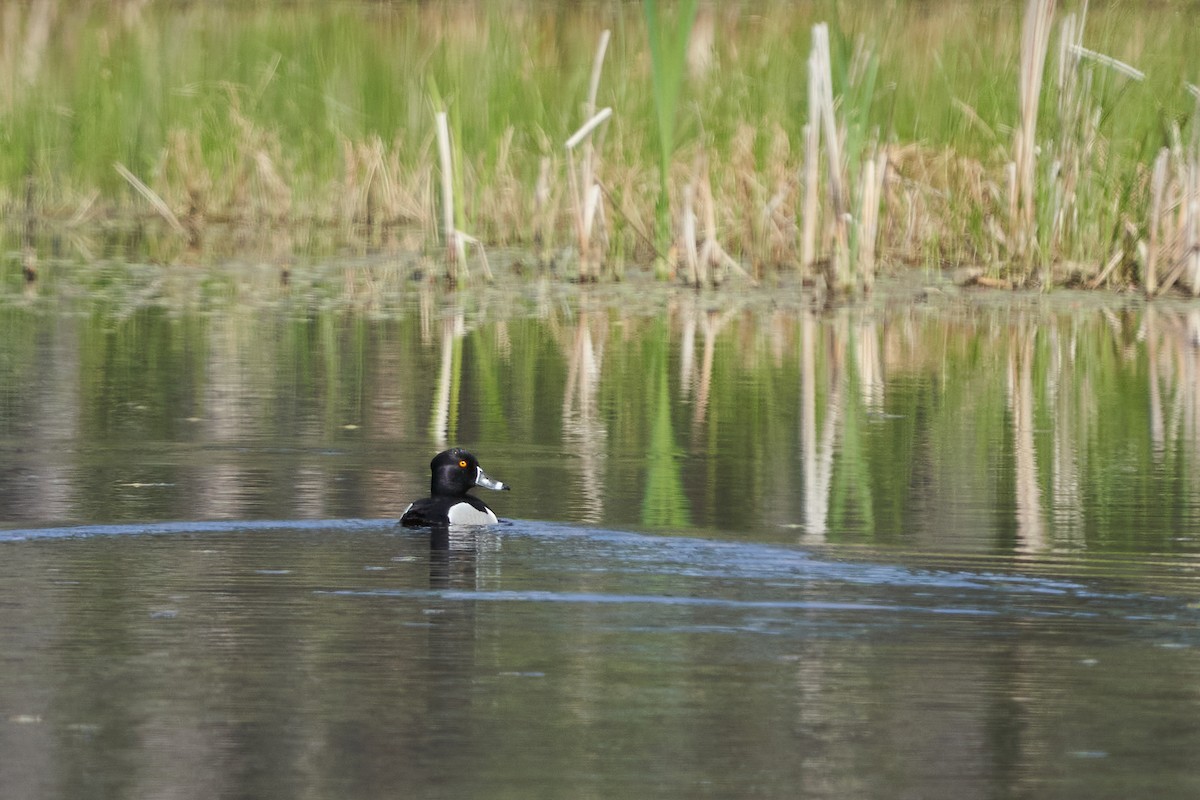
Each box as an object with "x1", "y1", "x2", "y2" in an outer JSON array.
[
  {"x1": 382, "y1": 140, "x2": 435, "y2": 239},
  {"x1": 165, "y1": 130, "x2": 210, "y2": 199},
  {"x1": 1174, "y1": 107, "x2": 1200, "y2": 295},
  {"x1": 114, "y1": 161, "x2": 187, "y2": 237},
  {"x1": 727, "y1": 126, "x2": 759, "y2": 271},
  {"x1": 565, "y1": 106, "x2": 613, "y2": 281},
  {"x1": 533, "y1": 155, "x2": 554, "y2": 259},
  {"x1": 435, "y1": 111, "x2": 461, "y2": 277},
  {"x1": 340, "y1": 137, "x2": 363, "y2": 232},
  {"x1": 495, "y1": 127, "x2": 520, "y2": 240},
  {"x1": 809, "y1": 23, "x2": 850, "y2": 291},
  {"x1": 252, "y1": 150, "x2": 291, "y2": 222},
  {"x1": 801, "y1": 117, "x2": 820, "y2": 271},
  {"x1": 760, "y1": 124, "x2": 797, "y2": 271},
  {"x1": 1049, "y1": 4, "x2": 1142, "y2": 284},
  {"x1": 227, "y1": 106, "x2": 293, "y2": 223},
  {"x1": 677, "y1": 153, "x2": 752, "y2": 287},
  {"x1": 582, "y1": 29, "x2": 611, "y2": 194},
  {"x1": 1085, "y1": 248, "x2": 1124, "y2": 289},
  {"x1": 1006, "y1": 161, "x2": 1019, "y2": 244},
  {"x1": 1050, "y1": 10, "x2": 1083, "y2": 272},
  {"x1": 1146, "y1": 147, "x2": 1169, "y2": 297},
  {"x1": 1189, "y1": 159, "x2": 1200, "y2": 295},
  {"x1": 699, "y1": 168, "x2": 749, "y2": 284},
  {"x1": 65, "y1": 189, "x2": 99, "y2": 228},
  {"x1": 411, "y1": 157, "x2": 438, "y2": 248},
  {"x1": 18, "y1": 0, "x2": 53, "y2": 89},
  {"x1": 160, "y1": 128, "x2": 209, "y2": 248},
  {"x1": 473, "y1": 127, "x2": 525, "y2": 245},
  {"x1": 857, "y1": 148, "x2": 888, "y2": 292},
  {"x1": 1012, "y1": 0, "x2": 1056, "y2": 261},
  {"x1": 681, "y1": 181, "x2": 700, "y2": 285},
  {"x1": 357, "y1": 136, "x2": 387, "y2": 239},
  {"x1": 564, "y1": 29, "x2": 612, "y2": 281},
  {"x1": 1152, "y1": 139, "x2": 1196, "y2": 297},
  {"x1": 21, "y1": 175, "x2": 36, "y2": 281},
  {"x1": 1072, "y1": 45, "x2": 1145, "y2": 82},
  {"x1": 434, "y1": 111, "x2": 491, "y2": 283}
]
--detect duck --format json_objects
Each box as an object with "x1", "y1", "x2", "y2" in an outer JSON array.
[{"x1": 400, "y1": 448, "x2": 510, "y2": 527}]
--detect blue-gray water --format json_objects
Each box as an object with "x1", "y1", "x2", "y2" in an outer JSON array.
[
  {"x1": 4, "y1": 282, "x2": 1200, "y2": 798},
  {"x1": 1, "y1": 518, "x2": 1199, "y2": 799}
]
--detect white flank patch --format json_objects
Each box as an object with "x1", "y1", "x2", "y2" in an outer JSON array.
[{"x1": 446, "y1": 503, "x2": 498, "y2": 525}]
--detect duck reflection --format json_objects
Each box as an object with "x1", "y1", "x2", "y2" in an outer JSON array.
[{"x1": 427, "y1": 525, "x2": 503, "y2": 591}]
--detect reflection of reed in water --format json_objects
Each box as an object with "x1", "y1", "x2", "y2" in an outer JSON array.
[
  {"x1": 561, "y1": 310, "x2": 607, "y2": 523},
  {"x1": 430, "y1": 311, "x2": 465, "y2": 448},
  {"x1": 855, "y1": 316, "x2": 884, "y2": 413},
  {"x1": 677, "y1": 296, "x2": 735, "y2": 432},
  {"x1": 1147, "y1": 308, "x2": 1200, "y2": 482},
  {"x1": 1046, "y1": 324, "x2": 1083, "y2": 546},
  {"x1": 799, "y1": 311, "x2": 844, "y2": 542},
  {"x1": 1008, "y1": 324, "x2": 1045, "y2": 552}
]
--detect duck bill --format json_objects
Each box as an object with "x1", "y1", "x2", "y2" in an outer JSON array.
[{"x1": 475, "y1": 467, "x2": 510, "y2": 492}]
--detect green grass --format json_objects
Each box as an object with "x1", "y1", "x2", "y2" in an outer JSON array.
[{"x1": 3, "y1": 1, "x2": 1200, "y2": 289}]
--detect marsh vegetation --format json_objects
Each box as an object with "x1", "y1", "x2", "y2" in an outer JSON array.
[{"x1": 5, "y1": 1, "x2": 1200, "y2": 293}]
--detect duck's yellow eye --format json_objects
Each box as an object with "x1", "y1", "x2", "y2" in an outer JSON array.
[{"x1": 459, "y1": 460, "x2": 468, "y2": 468}]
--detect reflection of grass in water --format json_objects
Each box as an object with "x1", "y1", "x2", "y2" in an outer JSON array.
[
  {"x1": 469, "y1": 325, "x2": 509, "y2": 442},
  {"x1": 642, "y1": 329, "x2": 690, "y2": 528},
  {"x1": 7, "y1": 286, "x2": 1200, "y2": 550},
  {"x1": 828, "y1": 335, "x2": 873, "y2": 535}
]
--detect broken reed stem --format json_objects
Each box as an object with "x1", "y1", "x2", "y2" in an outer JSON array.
[
  {"x1": 566, "y1": 106, "x2": 613, "y2": 280},
  {"x1": 565, "y1": 107, "x2": 613, "y2": 151},
  {"x1": 581, "y1": 30, "x2": 611, "y2": 230},
  {"x1": 114, "y1": 161, "x2": 187, "y2": 236},
  {"x1": 583, "y1": 30, "x2": 611, "y2": 182},
  {"x1": 695, "y1": 160, "x2": 752, "y2": 286},
  {"x1": 1012, "y1": 0, "x2": 1056, "y2": 263},
  {"x1": 1150, "y1": 130, "x2": 1200, "y2": 298},
  {"x1": 677, "y1": 153, "x2": 752, "y2": 287},
  {"x1": 560, "y1": 29, "x2": 613, "y2": 282},
  {"x1": 1072, "y1": 44, "x2": 1145, "y2": 81},
  {"x1": 1086, "y1": 247, "x2": 1124, "y2": 289}
]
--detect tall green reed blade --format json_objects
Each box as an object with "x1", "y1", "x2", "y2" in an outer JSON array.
[{"x1": 643, "y1": 0, "x2": 699, "y2": 269}]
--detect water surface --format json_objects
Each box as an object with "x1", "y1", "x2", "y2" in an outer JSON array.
[
  {"x1": 2, "y1": 518, "x2": 1199, "y2": 799},
  {"x1": 3, "y1": 276, "x2": 1200, "y2": 797}
]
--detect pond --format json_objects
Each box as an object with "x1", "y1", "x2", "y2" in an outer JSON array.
[{"x1": 3, "y1": 271, "x2": 1200, "y2": 798}]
